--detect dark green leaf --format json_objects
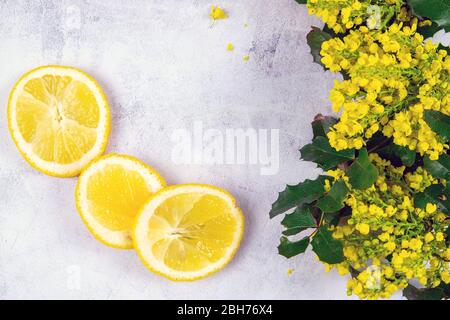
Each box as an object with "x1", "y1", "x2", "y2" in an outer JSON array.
[
  {"x1": 300, "y1": 136, "x2": 354, "y2": 170},
  {"x1": 294, "y1": 0, "x2": 307, "y2": 4},
  {"x1": 307, "y1": 26, "x2": 332, "y2": 69},
  {"x1": 424, "y1": 154, "x2": 450, "y2": 180},
  {"x1": 281, "y1": 205, "x2": 317, "y2": 236},
  {"x1": 407, "y1": 0, "x2": 450, "y2": 32},
  {"x1": 311, "y1": 225, "x2": 344, "y2": 264},
  {"x1": 346, "y1": 148, "x2": 378, "y2": 190},
  {"x1": 311, "y1": 114, "x2": 338, "y2": 138},
  {"x1": 424, "y1": 109, "x2": 450, "y2": 141},
  {"x1": 414, "y1": 183, "x2": 450, "y2": 213},
  {"x1": 270, "y1": 176, "x2": 329, "y2": 218},
  {"x1": 278, "y1": 236, "x2": 310, "y2": 258},
  {"x1": 316, "y1": 180, "x2": 349, "y2": 213},
  {"x1": 403, "y1": 284, "x2": 445, "y2": 300},
  {"x1": 377, "y1": 143, "x2": 416, "y2": 167}
]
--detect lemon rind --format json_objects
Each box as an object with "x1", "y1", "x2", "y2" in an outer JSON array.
[
  {"x1": 133, "y1": 184, "x2": 245, "y2": 281},
  {"x1": 7, "y1": 65, "x2": 111, "y2": 177},
  {"x1": 75, "y1": 153, "x2": 167, "y2": 249}
]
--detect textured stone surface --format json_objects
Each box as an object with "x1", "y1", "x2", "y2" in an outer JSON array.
[{"x1": 0, "y1": 0, "x2": 448, "y2": 299}]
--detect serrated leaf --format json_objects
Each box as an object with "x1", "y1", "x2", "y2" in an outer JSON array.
[
  {"x1": 346, "y1": 148, "x2": 378, "y2": 190},
  {"x1": 311, "y1": 225, "x2": 344, "y2": 264},
  {"x1": 311, "y1": 114, "x2": 338, "y2": 138},
  {"x1": 424, "y1": 109, "x2": 450, "y2": 141},
  {"x1": 270, "y1": 176, "x2": 329, "y2": 218},
  {"x1": 414, "y1": 183, "x2": 450, "y2": 213},
  {"x1": 281, "y1": 205, "x2": 317, "y2": 236},
  {"x1": 307, "y1": 26, "x2": 332, "y2": 69},
  {"x1": 300, "y1": 136, "x2": 354, "y2": 170},
  {"x1": 407, "y1": 0, "x2": 450, "y2": 32},
  {"x1": 278, "y1": 236, "x2": 310, "y2": 258},
  {"x1": 316, "y1": 180, "x2": 349, "y2": 213},
  {"x1": 424, "y1": 154, "x2": 450, "y2": 180},
  {"x1": 403, "y1": 284, "x2": 445, "y2": 300}
]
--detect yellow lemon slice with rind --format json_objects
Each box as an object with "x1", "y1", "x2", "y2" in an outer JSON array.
[
  {"x1": 8, "y1": 65, "x2": 110, "y2": 177},
  {"x1": 76, "y1": 154, "x2": 166, "y2": 249},
  {"x1": 133, "y1": 184, "x2": 244, "y2": 281}
]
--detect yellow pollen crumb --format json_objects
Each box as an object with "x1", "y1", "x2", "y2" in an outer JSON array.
[
  {"x1": 243, "y1": 55, "x2": 250, "y2": 61},
  {"x1": 287, "y1": 268, "x2": 295, "y2": 276},
  {"x1": 227, "y1": 42, "x2": 234, "y2": 51},
  {"x1": 210, "y1": 5, "x2": 228, "y2": 20}
]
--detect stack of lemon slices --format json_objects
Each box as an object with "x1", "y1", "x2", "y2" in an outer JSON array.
[{"x1": 7, "y1": 66, "x2": 244, "y2": 281}]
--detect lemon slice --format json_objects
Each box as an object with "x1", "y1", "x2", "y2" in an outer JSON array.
[
  {"x1": 76, "y1": 154, "x2": 166, "y2": 249},
  {"x1": 133, "y1": 184, "x2": 244, "y2": 281},
  {"x1": 8, "y1": 65, "x2": 110, "y2": 177}
]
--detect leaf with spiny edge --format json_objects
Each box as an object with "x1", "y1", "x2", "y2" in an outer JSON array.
[
  {"x1": 311, "y1": 225, "x2": 344, "y2": 264},
  {"x1": 300, "y1": 136, "x2": 354, "y2": 170},
  {"x1": 316, "y1": 180, "x2": 349, "y2": 213},
  {"x1": 278, "y1": 236, "x2": 310, "y2": 258},
  {"x1": 270, "y1": 175, "x2": 329, "y2": 218},
  {"x1": 281, "y1": 205, "x2": 317, "y2": 236}
]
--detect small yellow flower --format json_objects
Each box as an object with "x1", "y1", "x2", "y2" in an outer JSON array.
[
  {"x1": 424, "y1": 232, "x2": 434, "y2": 243},
  {"x1": 356, "y1": 223, "x2": 370, "y2": 235},
  {"x1": 426, "y1": 203, "x2": 437, "y2": 214},
  {"x1": 210, "y1": 5, "x2": 228, "y2": 20}
]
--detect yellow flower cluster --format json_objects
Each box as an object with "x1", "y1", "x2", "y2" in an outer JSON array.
[
  {"x1": 321, "y1": 21, "x2": 450, "y2": 158},
  {"x1": 306, "y1": 0, "x2": 402, "y2": 33},
  {"x1": 325, "y1": 155, "x2": 449, "y2": 299}
]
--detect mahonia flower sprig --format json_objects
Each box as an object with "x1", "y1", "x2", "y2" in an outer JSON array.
[
  {"x1": 271, "y1": 0, "x2": 450, "y2": 300},
  {"x1": 323, "y1": 21, "x2": 450, "y2": 159},
  {"x1": 326, "y1": 155, "x2": 449, "y2": 299}
]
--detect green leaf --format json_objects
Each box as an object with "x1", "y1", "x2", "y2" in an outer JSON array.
[
  {"x1": 311, "y1": 114, "x2": 338, "y2": 138},
  {"x1": 270, "y1": 176, "x2": 329, "y2": 218},
  {"x1": 311, "y1": 225, "x2": 344, "y2": 264},
  {"x1": 294, "y1": 0, "x2": 307, "y2": 4},
  {"x1": 414, "y1": 183, "x2": 450, "y2": 213},
  {"x1": 346, "y1": 148, "x2": 378, "y2": 190},
  {"x1": 403, "y1": 284, "x2": 445, "y2": 300},
  {"x1": 278, "y1": 236, "x2": 310, "y2": 258},
  {"x1": 424, "y1": 109, "x2": 450, "y2": 141},
  {"x1": 377, "y1": 143, "x2": 416, "y2": 167},
  {"x1": 424, "y1": 154, "x2": 450, "y2": 180},
  {"x1": 407, "y1": 0, "x2": 450, "y2": 32},
  {"x1": 300, "y1": 136, "x2": 354, "y2": 170},
  {"x1": 316, "y1": 180, "x2": 349, "y2": 213},
  {"x1": 281, "y1": 205, "x2": 317, "y2": 236},
  {"x1": 307, "y1": 26, "x2": 332, "y2": 69}
]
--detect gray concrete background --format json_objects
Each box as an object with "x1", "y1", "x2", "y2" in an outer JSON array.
[{"x1": 0, "y1": 0, "x2": 448, "y2": 299}]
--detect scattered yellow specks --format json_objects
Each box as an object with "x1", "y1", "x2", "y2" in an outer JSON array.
[
  {"x1": 287, "y1": 269, "x2": 295, "y2": 276},
  {"x1": 210, "y1": 5, "x2": 228, "y2": 20},
  {"x1": 243, "y1": 55, "x2": 250, "y2": 62},
  {"x1": 227, "y1": 42, "x2": 234, "y2": 51}
]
